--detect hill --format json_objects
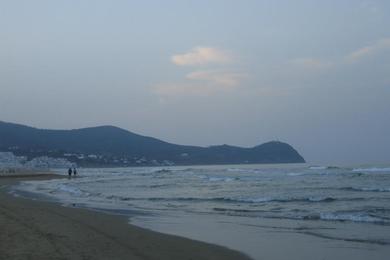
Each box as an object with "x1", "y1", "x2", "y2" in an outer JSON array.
[{"x1": 0, "y1": 121, "x2": 305, "y2": 166}]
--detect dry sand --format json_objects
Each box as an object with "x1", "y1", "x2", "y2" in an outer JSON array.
[{"x1": 0, "y1": 175, "x2": 250, "y2": 260}]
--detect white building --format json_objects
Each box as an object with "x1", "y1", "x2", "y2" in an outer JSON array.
[
  {"x1": 0, "y1": 152, "x2": 74, "y2": 170},
  {"x1": 24, "y1": 156, "x2": 74, "y2": 169},
  {"x1": 0, "y1": 152, "x2": 23, "y2": 168}
]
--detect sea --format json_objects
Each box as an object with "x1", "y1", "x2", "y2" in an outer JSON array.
[{"x1": 11, "y1": 164, "x2": 390, "y2": 259}]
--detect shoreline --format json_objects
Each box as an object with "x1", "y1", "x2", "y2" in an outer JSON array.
[
  {"x1": 0, "y1": 175, "x2": 250, "y2": 260},
  {"x1": 4, "y1": 168, "x2": 390, "y2": 260}
]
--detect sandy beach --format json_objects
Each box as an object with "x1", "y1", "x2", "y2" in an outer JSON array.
[{"x1": 0, "y1": 175, "x2": 250, "y2": 260}]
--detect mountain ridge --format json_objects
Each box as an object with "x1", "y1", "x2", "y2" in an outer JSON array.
[{"x1": 0, "y1": 121, "x2": 305, "y2": 166}]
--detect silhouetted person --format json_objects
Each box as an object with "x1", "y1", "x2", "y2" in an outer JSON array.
[
  {"x1": 73, "y1": 168, "x2": 77, "y2": 176},
  {"x1": 68, "y1": 168, "x2": 72, "y2": 177}
]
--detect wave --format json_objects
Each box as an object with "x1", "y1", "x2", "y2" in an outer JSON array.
[
  {"x1": 287, "y1": 172, "x2": 305, "y2": 176},
  {"x1": 233, "y1": 196, "x2": 339, "y2": 203},
  {"x1": 308, "y1": 166, "x2": 342, "y2": 170},
  {"x1": 154, "y1": 169, "x2": 173, "y2": 173},
  {"x1": 213, "y1": 207, "x2": 264, "y2": 213},
  {"x1": 211, "y1": 207, "x2": 390, "y2": 225},
  {"x1": 308, "y1": 166, "x2": 327, "y2": 170},
  {"x1": 300, "y1": 208, "x2": 390, "y2": 225},
  {"x1": 206, "y1": 177, "x2": 238, "y2": 182},
  {"x1": 227, "y1": 168, "x2": 251, "y2": 172},
  {"x1": 54, "y1": 184, "x2": 90, "y2": 196},
  {"x1": 105, "y1": 195, "x2": 132, "y2": 201},
  {"x1": 352, "y1": 167, "x2": 390, "y2": 172},
  {"x1": 108, "y1": 196, "x2": 342, "y2": 204},
  {"x1": 197, "y1": 175, "x2": 241, "y2": 182},
  {"x1": 133, "y1": 183, "x2": 172, "y2": 189},
  {"x1": 300, "y1": 231, "x2": 390, "y2": 245},
  {"x1": 226, "y1": 168, "x2": 261, "y2": 173},
  {"x1": 341, "y1": 186, "x2": 390, "y2": 192},
  {"x1": 318, "y1": 212, "x2": 388, "y2": 224}
]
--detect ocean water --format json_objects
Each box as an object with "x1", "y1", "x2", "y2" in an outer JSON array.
[{"x1": 12, "y1": 164, "x2": 390, "y2": 259}]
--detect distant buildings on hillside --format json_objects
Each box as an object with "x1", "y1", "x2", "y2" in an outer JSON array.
[
  {"x1": 0, "y1": 152, "x2": 24, "y2": 168},
  {"x1": 61, "y1": 151, "x2": 174, "y2": 166},
  {"x1": 0, "y1": 151, "x2": 175, "y2": 169},
  {"x1": 0, "y1": 152, "x2": 74, "y2": 170}
]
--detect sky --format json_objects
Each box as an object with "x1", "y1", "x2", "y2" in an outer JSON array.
[{"x1": 1, "y1": 0, "x2": 389, "y2": 164}]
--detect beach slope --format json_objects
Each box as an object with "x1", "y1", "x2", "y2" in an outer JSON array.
[{"x1": 0, "y1": 177, "x2": 250, "y2": 260}]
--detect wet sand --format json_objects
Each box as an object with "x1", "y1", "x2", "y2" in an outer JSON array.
[
  {"x1": 0, "y1": 175, "x2": 250, "y2": 260},
  {"x1": 137, "y1": 211, "x2": 390, "y2": 260}
]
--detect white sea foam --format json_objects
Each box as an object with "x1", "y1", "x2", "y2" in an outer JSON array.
[
  {"x1": 287, "y1": 172, "x2": 305, "y2": 176},
  {"x1": 227, "y1": 168, "x2": 261, "y2": 173},
  {"x1": 319, "y1": 212, "x2": 385, "y2": 224},
  {"x1": 309, "y1": 166, "x2": 327, "y2": 170},
  {"x1": 352, "y1": 167, "x2": 390, "y2": 172},
  {"x1": 227, "y1": 168, "x2": 247, "y2": 172},
  {"x1": 231, "y1": 196, "x2": 337, "y2": 203},
  {"x1": 347, "y1": 187, "x2": 390, "y2": 192},
  {"x1": 56, "y1": 184, "x2": 86, "y2": 196},
  {"x1": 208, "y1": 177, "x2": 236, "y2": 182},
  {"x1": 235, "y1": 197, "x2": 274, "y2": 203}
]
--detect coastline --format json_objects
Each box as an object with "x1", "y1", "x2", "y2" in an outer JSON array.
[{"x1": 0, "y1": 175, "x2": 250, "y2": 260}]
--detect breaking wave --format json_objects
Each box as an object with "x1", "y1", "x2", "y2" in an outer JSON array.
[
  {"x1": 341, "y1": 186, "x2": 390, "y2": 192},
  {"x1": 212, "y1": 207, "x2": 390, "y2": 225},
  {"x1": 106, "y1": 196, "x2": 346, "y2": 204},
  {"x1": 352, "y1": 167, "x2": 390, "y2": 172}
]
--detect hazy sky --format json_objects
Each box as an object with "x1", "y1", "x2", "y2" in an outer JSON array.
[{"x1": 1, "y1": 0, "x2": 389, "y2": 164}]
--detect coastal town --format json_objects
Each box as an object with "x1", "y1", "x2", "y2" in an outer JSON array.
[
  {"x1": 0, "y1": 149, "x2": 175, "y2": 172},
  {"x1": 0, "y1": 151, "x2": 73, "y2": 171}
]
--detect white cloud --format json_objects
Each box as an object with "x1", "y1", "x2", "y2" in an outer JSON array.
[
  {"x1": 186, "y1": 70, "x2": 247, "y2": 87},
  {"x1": 358, "y1": 1, "x2": 380, "y2": 14},
  {"x1": 152, "y1": 82, "x2": 223, "y2": 97},
  {"x1": 152, "y1": 70, "x2": 247, "y2": 97},
  {"x1": 289, "y1": 58, "x2": 333, "y2": 70},
  {"x1": 345, "y1": 38, "x2": 390, "y2": 63},
  {"x1": 171, "y1": 47, "x2": 232, "y2": 66},
  {"x1": 153, "y1": 46, "x2": 245, "y2": 97},
  {"x1": 288, "y1": 38, "x2": 390, "y2": 73}
]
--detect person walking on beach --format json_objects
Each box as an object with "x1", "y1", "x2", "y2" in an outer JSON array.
[
  {"x1": 73, "y1": 167, "x2": 77, "y2": 176},
  {"x1": 68, "y1": 168, "x2": 72, "y2": 177}
]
